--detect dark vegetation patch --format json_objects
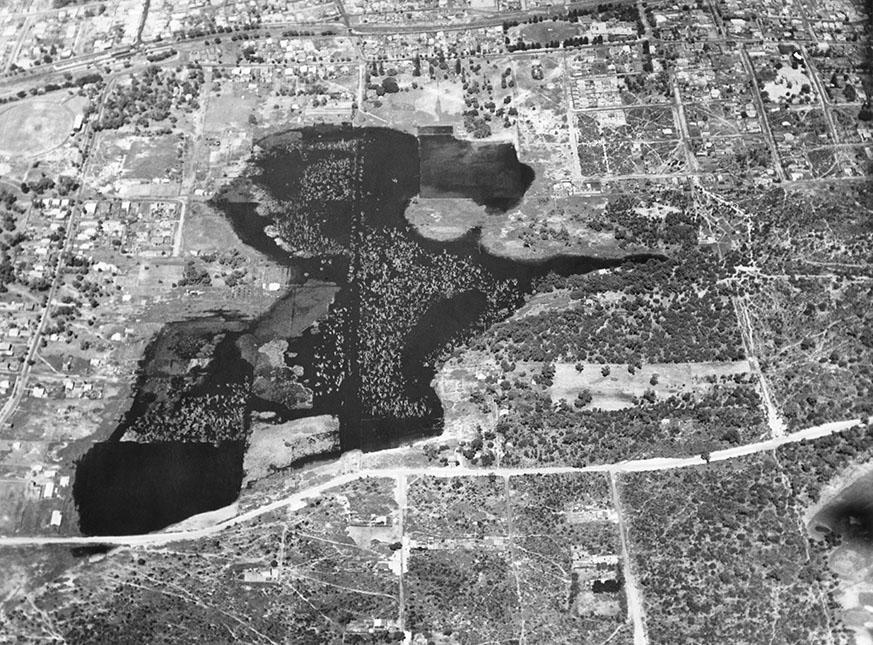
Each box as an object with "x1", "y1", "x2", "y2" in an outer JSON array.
[
  {"x1": 587, "y1": 190, "x2": 698, "y2": 251},
  {"x1": 405, "y1": 547, "x2": 520, "y2": 639},
  {"x1": 466, "y1": 379, "x2": 764, "y2": 467},
  {"x1": 94, "y1": 64, "x2": 204, "y2": 132},
  {"x1": 0, "y1": 187, "x2": 25, "y2": 293},
  {"x1": 749, "y1": 278, "x2": 873, "y2": 428},
  {"x1": 112, "y1": 318, "x2": 252, "y2": 444},
  {"x1": 621, "y1": 455, "x2": 841, "y2": 644},
  {"x1": 478, "y1": 250, "x2": 743, "y2": 367}
]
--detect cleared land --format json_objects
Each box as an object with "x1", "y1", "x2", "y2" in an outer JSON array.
[
  {"x1": 548, "y1": 360, "x2": 752, "y2": 410},
  {"x1": 0, "y1": 100, "x2": 76, "y2": 157}
]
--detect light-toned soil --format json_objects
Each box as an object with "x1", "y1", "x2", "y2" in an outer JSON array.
[
  {"x1": 433, "y1": 350, "x2": 501, "y2": 442},
  {"x1": 243, "y1": 414, "x2": 340, "y2": 484},
  {"x1": 548, "y1": 360, "x2": 753, "y2": 410},
  {"x1": 404, "y1": 196, "x2": 490, "y2": 241}
]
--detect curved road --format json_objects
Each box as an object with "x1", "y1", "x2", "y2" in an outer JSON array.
[{"x1": 0, "y1": 417, "x2": 866, "y2": 548}]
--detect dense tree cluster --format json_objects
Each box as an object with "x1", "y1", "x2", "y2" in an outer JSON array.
[
  {"x1": 269, "y1": 144, "x2": 355, "y2": 257},
  {"x1": 780, "y1": 423, "x2": 873, "y2": 509},
  {"x1": 177, "y1": 259, "x2": 213, "y2": 287},
  {"x1": 94, "y1": 64, "x2": 204, "y2": 131},
  {"x1": 727, "y1": 186, "x2": 873, "y2": 428},
  {"x1": 125, "y1": 382, "x2": 249, "y2": 443},
  {"x1": 472, "y1": 380, "x2": 764, "y2": 467},
  {"x1": 588, "y1": 190, "x2": 699, "y2": 250},
  {"x1": 476, "y1": 251, "x2": 743, "y2": 367},
  {"x1": 621, "y1": 455, "x2": 843, "y2": 644},
  {"x1": 117, "y1": 326, "x2": 252, "y2": 444},
  {"x1": 353, "y1": 228, "x2": 517, "y2": 420},
  {"x1": 750, "y1": 278, "x2": 873, "y2": 428},
  {"x1": 406, "y1": 547, "x2": 519, "y2": 640},
  {"x1": 407, "y1": 476, "x2": 507, "y2": 539},
  {"x1": 0, "y1": 189, "x2": 24, "y2": 292}
]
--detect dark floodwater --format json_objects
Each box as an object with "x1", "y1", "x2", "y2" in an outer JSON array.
[
  {"x1": 74, "y1": 442, "x2": 243, "y2": 535},
  {"x1": 419, "y1": 135, "x2": 535, "y2": 211},
  {"x1": 811, "y1": 471, "x2": 873, "y2": 542},
  {"x1": 222, "y1": 202, "x2": 293, "y2": 267},
  {"x1": 74, "y1": 126, "x2": 638, "y2": 536},
  {"x1": 402, "y1": 290, "x2": 489, "y2": 391}
]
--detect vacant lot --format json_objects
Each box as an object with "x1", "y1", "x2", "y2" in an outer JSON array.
[{"x1": 122, "y1": 135, "x2": 183, "y2": 181}]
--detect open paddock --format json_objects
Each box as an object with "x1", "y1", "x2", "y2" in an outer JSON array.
[
  {"x1": 548, "y1": 360, "x2": 753, "y2": 410},
  {"x1": 0, "y1": 99, "x2": 77, "y2": 158}
]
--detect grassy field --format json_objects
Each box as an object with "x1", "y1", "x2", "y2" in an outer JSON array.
[
  {"x1": 203, "y1": 88, "x2": 258, "y2": 133},
  {"x1": 0, "y1": 99, "x2": 76, "y2": 157},
  {"x1": 122, "y1": 135, "x2": 183, "y2": 181},
  {"x1": 548, "y1": 360, "x2": 752, "y2": 410},
  {"x1": 517, "y1": 21, "x2": 585, "y2": 44}
]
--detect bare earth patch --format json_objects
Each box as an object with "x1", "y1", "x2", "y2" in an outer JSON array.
[
  {"x1": 433, "y1": 350, "x2": 501, "y2": 442},
  {"x1": 243, "y1": 415, "x2": 340, "y2": 484},
  {"x1": 548, "y1": 360, "x2": 753, "y2": 410}
]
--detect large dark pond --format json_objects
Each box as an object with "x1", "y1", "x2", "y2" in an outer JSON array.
[
  {"x1": 810, "y1": 471, "x2": 873, "y2": 542},
  {"x1": 419, "y1": 134, "x2": 535, "y2": 211},
  {"x1": 74, "y1": 442, "x2": 244, "y2": 535},
  {"x1": 74, "y1": 126, "x2": 638, "y2": 535}
]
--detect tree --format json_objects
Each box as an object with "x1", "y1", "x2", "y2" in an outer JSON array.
[{"x1": 574, "y1": 389, "x2": 592, "y2": 408}]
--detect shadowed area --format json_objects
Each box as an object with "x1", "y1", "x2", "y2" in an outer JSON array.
[
  {"x1": 419, "y1": 134, "x2": 535, "y2": 211},
  {"x1": 73, "y1": 442, "x2": 244, "y2": 536}
]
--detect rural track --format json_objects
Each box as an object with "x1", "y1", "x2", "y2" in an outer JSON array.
[{"x1": 0, "y1": 416, "x2": 866, "y2": 548}]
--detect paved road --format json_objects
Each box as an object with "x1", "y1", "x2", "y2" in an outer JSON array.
[{"x1": 0, "y1": 417, "x2": 865, "y2": 548}]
